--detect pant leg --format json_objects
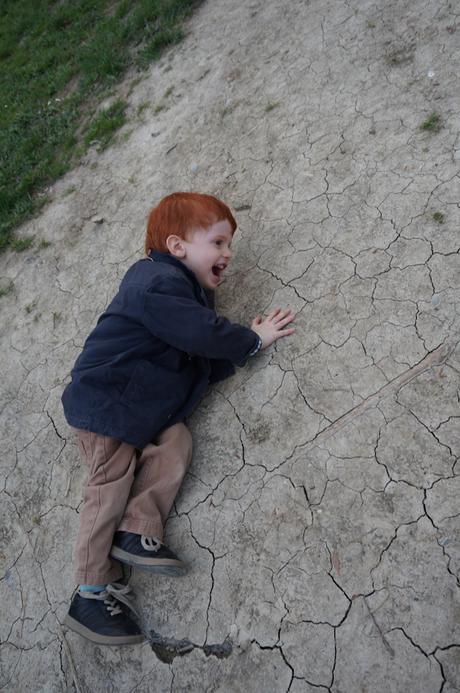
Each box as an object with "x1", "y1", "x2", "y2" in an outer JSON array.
[
  {"x1": 72, "y1": 428, "x2": 137, "y2": 584},
  {"x1": 118, "y1": 423, "x2": 192, "y2": 540}
]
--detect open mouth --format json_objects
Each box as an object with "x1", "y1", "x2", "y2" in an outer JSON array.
[{"x1": 212, "y1": 264, "x2": 226, "y2": 279}]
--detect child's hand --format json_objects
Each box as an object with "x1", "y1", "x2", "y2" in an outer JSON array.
[{"x1": 251, "y1": 307, "x2": 295, "y2": 349}]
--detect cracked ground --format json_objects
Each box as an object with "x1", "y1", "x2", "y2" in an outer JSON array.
[{"x1": 1, "y1": 0, "x2": 460, "y2": 691}]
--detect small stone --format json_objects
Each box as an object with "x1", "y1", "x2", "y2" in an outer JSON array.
[
  {"x1": 237, "y1": 628, "x2": 251, "y2": 651},
  {"x1": 91, "y1": 216, "x2": 104, "y2": 225},
  {"x1": 229, "y1": 623, "x2": 239, "y2": 640},
  {"x1": 190, "y1": 162, "x2": 199, "y2": 173},
  {"x1": 431, "y1": 293, "x2": 441, "y2": 307},
  {"x1": 427, "y1": 68, "x2": 435, "y2": 79}
]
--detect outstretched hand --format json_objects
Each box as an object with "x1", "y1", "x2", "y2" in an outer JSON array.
[{"x1": 251, "y1": 307, "x2": 296, "y2": 349}]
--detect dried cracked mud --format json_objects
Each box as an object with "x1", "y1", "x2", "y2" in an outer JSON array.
[{"x1": 1, "y1": 0, "x2": 459, "y2": 691}]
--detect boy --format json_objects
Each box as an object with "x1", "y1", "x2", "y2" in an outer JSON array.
[{"x1": 62, "y1": 192, "x2": 295, "y2": 645}]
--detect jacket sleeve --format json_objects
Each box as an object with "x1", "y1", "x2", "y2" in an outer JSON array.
[
  {"x1": 142, "y1": 274, "x2": 259, "y2": 365},
  {"x1": 209, "y1": 358, "x2": 236, "y2": 384}
]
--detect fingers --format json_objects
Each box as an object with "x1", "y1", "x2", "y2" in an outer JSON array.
[
  {"x1": 271, "y1": 308, "x2": 295, "y2": 326},
  {"x1": 267, "y1": 327, "x2": 295, "y2": 347},
  {"x1": 256, "y1": 307, "x2": 296, "y2": 347},
  {"x1": 267, "y1": 307, "x2": 282, "y2": 319},
  {"x1": 275, "y1": 315, "x2": 295, "y2": 330},
  {"x1": 274, "y1": 308, "x2": 295, "y2": 321},
  {"x1": 267, "y1": 307, "x2": 294, "y2": 322}
]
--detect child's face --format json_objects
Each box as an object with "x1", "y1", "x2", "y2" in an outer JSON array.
[{"x1": 179, "y1": 219, "x2": 233, "y2": 290}]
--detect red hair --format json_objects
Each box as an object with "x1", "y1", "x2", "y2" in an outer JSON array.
[{"x1": 145, "y1": 192, "x2": 237, "y2": 254}]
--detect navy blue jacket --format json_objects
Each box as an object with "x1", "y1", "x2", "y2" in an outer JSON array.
[{"x1": 61, "y1": 251, "x2": 259, "y2": 448}]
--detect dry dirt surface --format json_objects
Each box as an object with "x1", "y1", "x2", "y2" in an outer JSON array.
[{"x1": 1, "y1": 0, "x2": 460, "y2": 691}]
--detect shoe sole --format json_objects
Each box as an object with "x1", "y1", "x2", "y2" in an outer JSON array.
[
  {"x1": 63, "y1": 614, "x2": 145, "y2": 646},
  {"x1": 110, "y1": 546, "x2": 187, "y2": 576}
]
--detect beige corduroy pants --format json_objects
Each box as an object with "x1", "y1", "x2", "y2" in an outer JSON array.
[{"x1": 72, "y1": 423, "x2": 192, "y2": 584}]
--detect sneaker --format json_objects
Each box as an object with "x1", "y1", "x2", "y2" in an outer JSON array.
[
  {"x1": 63, "y1": 583, "x2": 145, "y2": 646},
  {"x1": 110, "y1": 531, "x2": 186, "y2": 576}
]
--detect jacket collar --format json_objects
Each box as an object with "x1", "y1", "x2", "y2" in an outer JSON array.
[
  {"x1": 149, "y1": 250, "x2": 197, "y2": 282},
  {"x1": 149, "y1": 251, "x2": 208, "y2": 305}
]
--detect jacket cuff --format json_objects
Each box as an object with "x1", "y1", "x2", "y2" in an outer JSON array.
[
  {"x1": 249, "y1": 337, "x2": 262, "y2": 356},
  {"x1": 236, "y1": 334, "x2": 262, "y2": 366}
]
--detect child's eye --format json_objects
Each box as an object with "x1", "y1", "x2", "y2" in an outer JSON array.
[{"x1": 214, "y1": 240, "x2": 222, "y2": 246}]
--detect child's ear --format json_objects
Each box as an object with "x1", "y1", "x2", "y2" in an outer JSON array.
[{"x1": 166, "y1": 235, "x2": 186, "y2": 258}]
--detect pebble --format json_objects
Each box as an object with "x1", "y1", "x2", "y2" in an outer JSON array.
[
  {"x1": 431, "y1": 293, "x2": 441, "y2": 307},
  {"x1": 237, "y1": 629, "x2": 251, "y2": 651},
  {"x1": 229, "y1": 623, "x2": 239, "y2": 640}
]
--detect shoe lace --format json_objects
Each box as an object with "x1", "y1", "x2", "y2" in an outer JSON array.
[
  {"x1": 78, "y1": 582, "x2": 139, "y2": 617},
  {"x1": 141, "y1": 535, "x2": 162, "y2": 552}
]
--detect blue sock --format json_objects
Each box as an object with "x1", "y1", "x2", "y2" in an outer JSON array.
[{"x1": 79, "y1": 584, "x2": 107, "y2": 593}]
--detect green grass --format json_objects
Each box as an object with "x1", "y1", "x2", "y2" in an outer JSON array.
[
  {"x1": 63, "y1": 185, "x2": 77, "y2": 197},
  {"x1": 0, "y1": 281, "x2": 14, "y2": 298},
  {"x1": 136, "y1": 100, "x2": 151, "y2": 117},
  {"x1": 420, "y1": 112, "x2": 442, "y2": 133},
  {"x1": 0, "y1": 0, "x2": 203, "y2": 252},
  {"x1": 432, "y1": 211, "x2": 445, "y2": 224},
  {"x1": 10, "y1": 236, "x2": 34, "y2": 252},
  {"x1": 265, "y1": 101, "x2": 280, "y2": 113},
  {"x1": 84, "y1": 99, "x2": 127, "y2": 150}
]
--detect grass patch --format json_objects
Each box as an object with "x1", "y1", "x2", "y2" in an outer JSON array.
[
  {"x1": 84, "y1": 99, "x2": 127, "y2": 150},
  {"x1": 420, "y1": 113, "x2": 442, "y2": 133},
  {"x1": 0, "y1": 281, "x2": 14, "y2": 298},
  {"x1": 432, "y1": 211, "x2": 445, "y2": 224},
  {"x1": 63, "y1": 185, "x2": 77, "y2": 197},
  {"x1": 0, "y1": 0, "x2": 204, "y2": 252},
  {"x1": 136, "y1": 100, "x2": 151, "y2": 117},
  {"x1": 10, "y1": 237, "x2": 34, "y2": 252},
  {"x1": 265, "y1": 101, "x2": 280, "y2": 113}
]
